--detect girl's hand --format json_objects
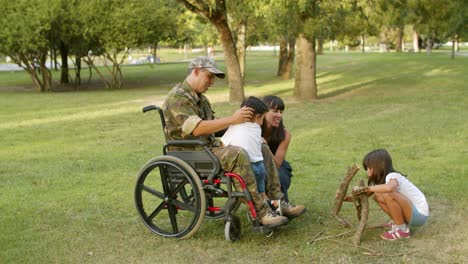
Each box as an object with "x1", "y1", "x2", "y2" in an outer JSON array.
[{"x1": 352, "y1": 186, "x2": 369, "y2": 195}]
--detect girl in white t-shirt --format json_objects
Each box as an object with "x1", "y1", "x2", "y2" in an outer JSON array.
[{"x1": 349, "y1": 149, "x2": 429, "y2": 241}]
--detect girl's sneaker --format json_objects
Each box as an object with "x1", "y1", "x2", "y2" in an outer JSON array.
[
  {"x1": 380, "y1": 228, "x2": 410, "y2": 241},
  {"x1": 382, "y1": 220, "x2": 394, "y2": 230}
]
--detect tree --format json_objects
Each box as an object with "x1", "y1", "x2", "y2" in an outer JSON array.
[
  {"x1": 266, "y1": 1, "x2": 297, "y2": 79},
  {"x1": 0, "y1": 0, "x2": 56, "y2": 92},
  {"x1": 79, "y1": 0, "x2": 174, "y2": 89},
  {"x1": 177, "y1": 0, "x2": 245, "y2": 103},
  {"x1": 141, "y1": 0, "x2": 179, "y2": 65},
  {"x1": 375, "y1": 0, "x2": 411, "y2": 52},
  {"x1": 227, "y1": 0, "x2": 269, "y2": 81},
  {"x1": 293, "y1": 0, "x2": 319, "y2": 100},
  {"x1": 411, "y1": 0, "x2": 462, "y2": 55}
]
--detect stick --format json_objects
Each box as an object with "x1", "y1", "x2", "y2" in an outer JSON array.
[
  {"x1": 362, "y1": 250, "x2": 420, "y2": 257},
  {"x1": 366, "y1": 223, "x2": 386, "y2": 229},
  {"x1": 331, "y1": 164, "x2": 359, "y2": 227},
  {"x1": 310, "y1": 230, "x2": 354, "y2": 243},
  {"x1": 353, "y1": 179, "x2": 369, "y2": 246},
  {"x1": 306, "y1": 230, "x2": 325, "y2": 245},
  {"x1": 328, "y1": 239, "x2": 378, "y2": 254}
]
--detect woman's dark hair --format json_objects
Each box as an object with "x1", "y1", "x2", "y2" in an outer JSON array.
[
  {"x1": 261, "y1": 95, "x2": 286, "y2": 144},
  {"x1": 363, "y1": 149, "x2": 404, "y2": 185},
  {"x1": 241, "y1": 96, "x2": 268, "y2": 115}
]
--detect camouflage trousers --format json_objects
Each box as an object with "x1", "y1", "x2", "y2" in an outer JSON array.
[{"x1": 212, "y1": 144, "x2": 284, "y2": 217}]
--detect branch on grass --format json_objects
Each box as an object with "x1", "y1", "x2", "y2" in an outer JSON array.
[
  {"x1": 306, "y1": 230, "x2": 325, "y2": 245},
  {"x1": 328, "y1": 239, "x2": 378, "y2": 254},
  {"x1": 307, "y1": 230, "x2": 354, "y2": 244},
  {"x1": 362, "y1": 250, "x2": 420, "y2": 257},
  {"x1": 353, "y1": 179, "x2": 369, "y2": 246},
  {"x1": 331, "y1": 164, "x2": 360, "y2": 227}
]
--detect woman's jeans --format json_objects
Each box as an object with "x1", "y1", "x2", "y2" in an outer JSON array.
[{"x1": 278, "y1": 160, "x2": 293, "y2": 202}]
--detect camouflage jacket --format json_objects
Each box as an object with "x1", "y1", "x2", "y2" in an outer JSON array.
[{"x1": 162, "y1": 80, "x2": 218, "y2": 148}]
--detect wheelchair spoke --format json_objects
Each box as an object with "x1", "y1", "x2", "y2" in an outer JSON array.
[
  {"x1": 167, "y1": 177, "x2": 189, "y2": 198},
  {"x1": 140, "y1": 184, "x2": 165, "y2": 199},
  {"x1": 171, "y1": 198, "x2": 197, "y2": 213},
  {"x1": 147, "y1": 201, "x2": 166, "y2": 222},
  {"x1": 167, "y1": 201, "x2": 179, "y2": 233}
]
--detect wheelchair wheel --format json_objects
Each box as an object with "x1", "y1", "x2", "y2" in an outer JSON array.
[
  {"x1": 224, "y1": 215, "x2": 241, "y2": 242},
  {"x1": 134, "y1": 156, "x2": 206, "y2": 239}
]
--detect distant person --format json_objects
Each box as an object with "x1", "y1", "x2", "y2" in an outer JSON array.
[
  {"x1": 208, "y1": 47, "x2": 215, "y2": 57},
  {"x1": 221, "y1": 96, "x2": 279, "y2": 210},
  {"x1": 344, "y1": 149, "x2": 429, "y2": 241}
]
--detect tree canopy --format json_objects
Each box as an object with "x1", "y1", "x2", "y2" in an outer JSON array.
[{"x1": 0, "y1": 0, "x2": 466, "y2": 97}]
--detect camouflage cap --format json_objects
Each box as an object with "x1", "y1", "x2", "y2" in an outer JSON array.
[{"x1": 188, "y1": 56, "x2": 225, "y2": 79}]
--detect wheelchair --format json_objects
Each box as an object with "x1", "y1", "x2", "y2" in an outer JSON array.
[{"x1": 134, "y1": 105, "x2": 275, "y2": 241}]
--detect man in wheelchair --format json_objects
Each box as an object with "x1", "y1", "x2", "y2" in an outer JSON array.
[{"x1": 162, "y1": 56, "x2": 306, "y2": 227}]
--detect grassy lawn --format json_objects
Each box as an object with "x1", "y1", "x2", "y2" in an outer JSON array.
[{"x1": 0, "y1": 52, "x2": 467, "y2": 263}]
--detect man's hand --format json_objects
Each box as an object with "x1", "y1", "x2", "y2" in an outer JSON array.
[{"x1": 231, "y1": 106, "x2": 254, "y2": 124}]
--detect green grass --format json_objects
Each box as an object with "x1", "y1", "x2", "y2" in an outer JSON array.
[{"x1": 0, "y1": 53, "x2": 467, "y2": 263}]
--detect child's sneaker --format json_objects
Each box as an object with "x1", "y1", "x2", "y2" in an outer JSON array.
[
  {"x1": 382, "y1": 220, "x2": 394, "y2": 230},
  {"x1": 380, "y1": 228, "x2": 410, "y2": 241}
]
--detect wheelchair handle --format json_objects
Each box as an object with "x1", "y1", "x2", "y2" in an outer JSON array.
[
  {"x1": 143, "y1": 105, "x2": 166, "y2": 131},
  {"x1": 142, "y1": 105, "x2": 157, "y2": 113}
]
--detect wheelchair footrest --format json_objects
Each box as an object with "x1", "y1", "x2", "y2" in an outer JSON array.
[{"x1": 251, "y1": 225, "x2": 274, "y2": 234}]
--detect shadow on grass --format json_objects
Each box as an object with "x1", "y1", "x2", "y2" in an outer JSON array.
[{"x1": 319, "y1": 78, "x2": 380, "y2": 99}]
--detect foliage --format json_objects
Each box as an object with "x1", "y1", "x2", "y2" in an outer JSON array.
[
  {"x1": 411, "y1": 0, "x2": 468, "y2": 51},
  {"x1": 78, "y1": 0, "x2": 177, "y2": 89},
  {"x1": 0, "y1": 0, "x2": 57, "y2": 91}
]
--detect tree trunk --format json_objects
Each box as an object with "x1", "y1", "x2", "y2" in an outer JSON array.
[
  {"x1": 396, "y1": 26, "x2": 403, "y2": 52},
  {"x1": 361, "y1": 35, "x2": 365, "y2": 53},
  {"x1": 177, "y1": 0, "x2": 244, "y2": 103},
  {"x1": 277, "y1": 35, "x2": 288, "y2": 77},
  {"x1": 53, "y1": 48, "x2": 58, "y2": 70},
  {"x1": 152, "y1": 43, "x2": 158, "y2": 64},
  {"x1": 317, "y1": 38, "x2": 324, "y2": 55},
  {"x1": 455, "y1": 35, "x2": 459, "y2": 52},
  {"x1": 236, "y1": 19, "x2": 247, "y2": 81},
  {"x1": 451, "y1": 36, "x2": 456, "y2": 59},
  {"x1": 426, "y1": 37, "x2": 432, "y2": 55},
  {"x1": 14, "y1": 53, "x2": 51, "y2": 92},
  {"x1": 215, "y1": 20, "x2": 245, "y2": 103},
  {"x1": 294, "y1": 33, "x2": 317, "y2": 100},
  {"x1": 284, "y1": 38, "x2": 295, "y2": 80},
  {"x1": 413, "y1": 30, "x2": 419, "y2": 52},
  {"x1": 75, "y1": 55, "x2": 81, "y2": 86},
  {"x1": 59, "y1": 41, "x2": 69, "y2": 84}
]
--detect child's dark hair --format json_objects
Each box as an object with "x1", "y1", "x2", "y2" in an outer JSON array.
[
  {"x1": 241, "y1": 96, "x2": 268, "y2": 115},
  {"x1": 363, "y1": 149, "x2": 404, "y2": 185},
  {"x1": 261, "y1": 95, "x2": 286, "y2": 143}
]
